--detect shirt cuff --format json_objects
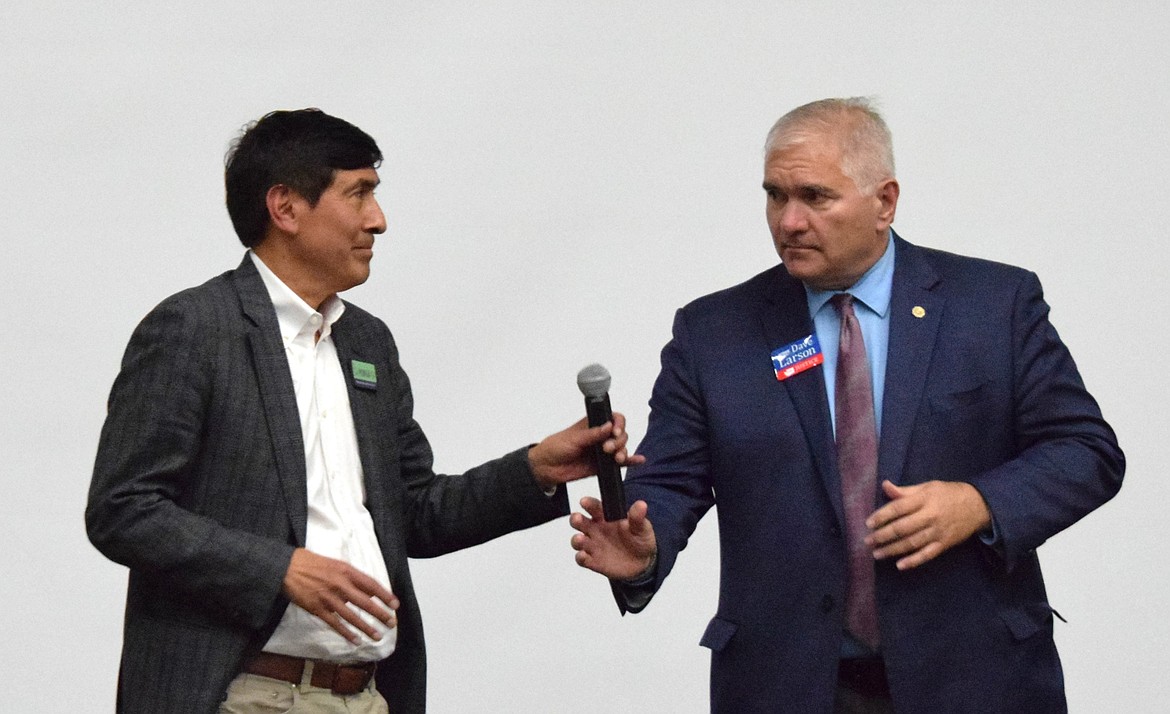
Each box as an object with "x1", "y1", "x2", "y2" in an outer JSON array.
[{"x1": 978, "y1": 514, "x2": 1005, "y2": 557}]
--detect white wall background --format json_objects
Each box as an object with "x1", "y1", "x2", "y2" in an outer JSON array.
[{"x1": 2, "y1": 2, "x2": 1166, "y2": 711}]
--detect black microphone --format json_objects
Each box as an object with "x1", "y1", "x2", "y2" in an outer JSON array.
[{"x1": 577, "y1": 363, "x2": 628, "y2": 522}]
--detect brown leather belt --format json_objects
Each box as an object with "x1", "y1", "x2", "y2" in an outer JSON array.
[
  {"x1": 837, "y1": 656, "x2": 890, "y2": 699},
  {"x1": 242, "y1": 651, "x2": 376, "y2": 695}
]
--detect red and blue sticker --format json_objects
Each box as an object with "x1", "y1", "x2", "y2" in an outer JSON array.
[{"x1": 771, "y1": 334, "x2": 823, "y2": 381}]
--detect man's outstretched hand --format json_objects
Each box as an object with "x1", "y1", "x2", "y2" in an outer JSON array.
[{"x1": 570, "y1": 497, "x2": 658, "y2": 581}]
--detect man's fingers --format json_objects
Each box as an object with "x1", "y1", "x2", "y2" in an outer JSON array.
[
  {"x1": 868, "y1": 508, "x2": 935, "y2": 552},
  {"x1": 303, "y1": 596, "x2": 366, "y2": 643},
  {"x1": 867, "y1": 511, "x2": 917, "y2": 547},
  {"x1": 591, "y1": 412, "x2": 633, "y2": 450},
  {"x1": 864, "y1": 480, "x2": 991, "y2": 567},
  {"x1": 328, "y1": 570, "x2": 397, "y2": 626},
  {"x1": 625, "y1": 500, "x2": 650, "y2": 534},
  {"x1": 318, "y1": 591, "x2": 400, "y2": 642},
  {"x1": 573, "y1": 537, "x2": 610, "y2": 572},
  {"x1": 569, "y1": 512, "x2": 588, "y2": 533},
  {"x1": 618, "y1": 452, "x2": 647, "y2": 466},
  {"x1": 585, "y1": 420, "x2": 614, "y2": 442},
  {"x1": 334, "y1": 603, "x2": 383, "y2": 642},
  {"x1": 323, "y1": 611, "x2": 360, "y2": 644},
  {"x1": 866, "y1": 496, "x2": 917, "y2": 531},
  {"x1": 345, "y1": 568, "x2": 396, "y2": 606},
  {"x1": 579, "y1": 496, "x2": 605, "y2": 521},
  {"x1": 896, "y1": 541, "x2": 945, "y2": 570},
  {"x1": 350, "y1": 594, "x2": 396, "y2": 627},
  {"x1": 872, "y1": 527, "x2": 931, "y2": 559},
  {"x1": 284, "y1": 549, "x2": 399, "y2": 641}
]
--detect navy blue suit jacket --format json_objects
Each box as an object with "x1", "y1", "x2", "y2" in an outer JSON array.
[{"x1": 620, "y1": 235, "x2": 1123, "y2": 713}]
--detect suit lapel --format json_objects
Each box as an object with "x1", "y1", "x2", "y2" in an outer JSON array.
[
  {"x1": 331, "y1": 311, "x2": 393, "y2": 535},
  {"x1": 757, "y1": 267, "x2": 845, "y2": 530},
  {"x1": 878, "y1": 236, "x2": 943, "y2": 486},
  {"x1": 232, "y1": 257, "x2": 309, "y2": 545}
]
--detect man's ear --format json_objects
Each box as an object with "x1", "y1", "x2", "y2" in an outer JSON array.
[
  {"x1": 875, "y1": 178, "x2": 900, "y2": 227},
  {"x1": 266, "y1": 184, "x2": 300, "y2": 234}
]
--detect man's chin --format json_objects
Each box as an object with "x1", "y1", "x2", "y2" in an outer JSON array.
[
  {"x1": 779, "y1": 254, "x2": 823, "y2": 281},
  {"x1": 339, "y1": 269, "x2": 372, "y2": 293}
]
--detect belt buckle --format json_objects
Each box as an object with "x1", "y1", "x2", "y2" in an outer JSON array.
[{"x1": 316, "y1": 660, "x2": 374, "y2": 695}]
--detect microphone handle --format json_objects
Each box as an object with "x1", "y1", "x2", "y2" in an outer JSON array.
[{"x1": 584, "y1": 393, "x2": 628, "y2": 521}]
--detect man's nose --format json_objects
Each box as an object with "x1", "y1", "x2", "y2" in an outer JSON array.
[
  {"x1": 778, "y1": 201, "x2": 808, "y2": 233},
  {"x1": 367, "y1": 198, "x2": 387, "y2": 235}
]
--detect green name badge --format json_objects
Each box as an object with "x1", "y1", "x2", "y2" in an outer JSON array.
[{"x1": 351, "y1": 360, "x2": 377, "y2": 390}]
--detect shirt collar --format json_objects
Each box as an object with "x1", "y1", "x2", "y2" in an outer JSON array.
[
  {"x1": 804, "y1": 232, "x2": 895, "y2": 318},
  {"x1": 248, "y1": 251, "x2": 346, "y2": 344}
]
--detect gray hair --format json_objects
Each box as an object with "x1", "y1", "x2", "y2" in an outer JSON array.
[{"x1": 763, "y1": 97, "x2": 895, "y2": 195}]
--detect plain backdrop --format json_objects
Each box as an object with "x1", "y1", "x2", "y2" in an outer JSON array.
[{"x1": 2, "y1": 2, "x2": 1166, "y2": 712}]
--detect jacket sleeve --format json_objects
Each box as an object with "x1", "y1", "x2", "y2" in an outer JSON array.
[
  {"x1": 86, "y1": 295, "x2": 292, "y2": 630},
  {"x1": 615, "y1": 307, "x2": 717, "y2": 613},
  {"x1": 966, "y1": 270, "x2": 1125, "y2": 571},
  {"x1": 374, "y1": 328, "x2": 569, "y2": 558}
]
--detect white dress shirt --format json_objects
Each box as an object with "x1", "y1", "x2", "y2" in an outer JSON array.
[{"x1": 250, "y1": 252, "x2": 396, "y2": 662}]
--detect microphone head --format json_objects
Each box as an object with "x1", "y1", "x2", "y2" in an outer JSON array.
[{"x1": 576, "y1": 363, "x2": 612, "y2": 398}]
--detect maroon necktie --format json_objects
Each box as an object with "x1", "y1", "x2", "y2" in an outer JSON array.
[{"x1": 831, "y1": 293, "x2": 880, "y2": 650}]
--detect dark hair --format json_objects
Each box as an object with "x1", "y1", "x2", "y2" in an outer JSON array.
[{"x1": 224, "y1": 108, "x2": 383, "y2": 248}]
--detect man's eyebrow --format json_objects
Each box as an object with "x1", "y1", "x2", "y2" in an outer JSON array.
[
  {"x1": 798, "y1": 182, "x2": 836, "y2": 196},
  {"x1": 348, "y1": 177, "x2": 380, "y2": 191},
  {"x1": 762, "y1": 181, "x2": 839, "y2": 199}
]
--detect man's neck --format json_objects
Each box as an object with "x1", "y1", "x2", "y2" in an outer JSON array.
[{"x1": 252, "y1": 242, "x2": 333, "y2": 310}]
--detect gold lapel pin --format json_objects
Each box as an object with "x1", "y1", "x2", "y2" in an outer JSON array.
[{"x1": 912, "y1": 306, "x2": 926, "y2": 318}]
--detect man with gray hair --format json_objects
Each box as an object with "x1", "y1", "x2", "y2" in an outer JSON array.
[{"x1": 570, "y1": 98, "x2": 1123, "y2": 713}]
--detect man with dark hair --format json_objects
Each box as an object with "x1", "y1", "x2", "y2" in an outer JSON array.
[
  {"x1": 87, "y1": 108, "x2": 637, "y2": 713},
  {"x1": 570, "y1": 98, "x2": 1123, "y2": 713},
  {"x1": 224, "y1": 109, "x2": 385, "y2": 249}
]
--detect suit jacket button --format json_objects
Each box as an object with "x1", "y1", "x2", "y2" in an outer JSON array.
[
  {"x1": 829, "y1": 526, "x2": 841, "y2": 538},
  {"x1": 821, "y1": 595, "x2": 835, "y2": 613}
]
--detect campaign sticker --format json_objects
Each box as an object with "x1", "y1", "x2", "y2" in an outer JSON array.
[
  {"x1": 351, "y1": 360, "x2": 378, "y2": 390},
  {"x1": 771, "y1": 334, "x2": 823, "y2": 381}
]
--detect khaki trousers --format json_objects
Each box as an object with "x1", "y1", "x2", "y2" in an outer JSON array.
[{"x1": 218, "y1": 661, "x2": 389, "y2": 714}]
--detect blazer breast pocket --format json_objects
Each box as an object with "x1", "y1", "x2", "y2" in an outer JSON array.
[{"x1": 928, "y1": 378, "x2": 994, "y2": 415}]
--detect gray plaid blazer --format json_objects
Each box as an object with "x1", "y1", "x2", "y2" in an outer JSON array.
[{"x1": 87, "y1": 256, "x2": 567, "y2": 713}]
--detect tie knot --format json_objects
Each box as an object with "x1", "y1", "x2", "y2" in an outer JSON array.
[{"x1": 830, "y1": 292, "x2": 855, "y2": 315}]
